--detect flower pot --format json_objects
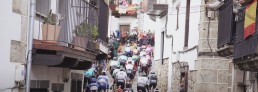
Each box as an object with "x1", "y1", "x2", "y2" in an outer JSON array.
[
  {"x1": 42, "y1": 24, "x2": 61, "y2": 42},
  {"x1": 87, "y1": 40, "x2": 96, "y2": 51},
  {"x1": 72, "y1": 36, "x2": 88, "y2": 51},
  {"x1": 95, "y1": 43, "x2": 100, "y2": 50}
]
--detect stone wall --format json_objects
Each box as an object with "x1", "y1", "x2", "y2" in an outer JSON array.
[
  {"x1": 194, "y1": 0, "x2": 230, "y2": 92},
  {"x1": 171, "y1": 62, "x2": 188, "y2": 92},
  {"x1": 195, "y1": 56, "x2": 229, "y2": 92},
  {"x1": 188, "y1": 70, "x2": 197, "y2": 92},
  {"x1": 155, "y1": 59, "x2": 169, "y2": 92}
]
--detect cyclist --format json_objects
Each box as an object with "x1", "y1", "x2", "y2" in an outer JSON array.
[
  {"x1": 126, "y1": 57, "x2": 137, "y2": 74},
  {"x1": 137, "y1": 74, "x2": 148, "y2": 92},
  {"x1": 97, "y1": 71, "x2": 109, "y2": 92},
  {"x1": 146, "y1": 45, "x2": 153, "y2": 56},
  {"x1": 125, "y1": 44, "x2": 132, "y2": 57},
  {"x1": 125, "y1": 60, "x2": 135, "y2": 80},
  {"x1": 87, "y1": 77, "x2": 99, "y2": 92},
  {"x1": 110, "y1": 66, "x2": 121, "y2": 90},
  {"x1": 109, "y1": 57, "x2": 120, "y2": 74},
  {"x1": 84, "y1": 68, "x2": 95, "y2": 90},
  {"x1": 146, "y1": 54, "x2": 152, "y2": 67},
  {"x1": 148, "y1": 71, "x2": 158, "y2": 91},
  {"x1": 118, "y1": 55, "x2": 128, "y2": 68},
  {"x1": 139, "y1": 49, "x2": 147, "y2": 57},
  {"x1": 140, "y1": 54, "x2": 149, "y2": 75},
  {"x1": 116, "y1": 68, "x2": 127, "y2": 89},
  {"x1": 132, "y1": 51, "x2": 141, "y2": 66}
]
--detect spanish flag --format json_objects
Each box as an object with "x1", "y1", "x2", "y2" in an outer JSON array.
[{"x1": 244, "y1": 0, "x2": 257, "y2": 39}]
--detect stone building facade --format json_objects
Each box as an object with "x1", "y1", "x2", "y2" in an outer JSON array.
[{"x1": 193, "y1": 0, "x2": 230, "y2": 92}]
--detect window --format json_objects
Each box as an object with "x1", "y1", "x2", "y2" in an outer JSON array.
[{"x1": 36, "y1": 0, "x2": 51, "y2": 16}]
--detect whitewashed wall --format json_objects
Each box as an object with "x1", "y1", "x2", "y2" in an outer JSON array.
[
  {"x1": 0, "y1": 1, "x2": 24, "y2": 92},
  {"x1": 167, "y1": 0, "x2": 200, "y2": 70}
]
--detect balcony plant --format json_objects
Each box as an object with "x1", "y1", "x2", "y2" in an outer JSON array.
[
  {"x1": 91, "y1": 25, "x2": 99, "y2": 41},
  {"x1": 41, "y1": 10, "x2": 63, "y2": 42},
  {"x1": 72, "y1": 21, "x2": 90, "y2": 51}
]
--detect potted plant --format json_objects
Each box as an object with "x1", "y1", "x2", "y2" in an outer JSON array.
[
  {"x1": 86, "y1": 25, "x2": 98, "y2": 51},
  {"x1": 91, "y1": 25, "x2": 99, "y2": 41},
  {"x1": 72, "y1": 21, "x2": 89, "y2": 51},
  {"x1": 41, "y1": 10, "x2": 63, "y2": 42}
]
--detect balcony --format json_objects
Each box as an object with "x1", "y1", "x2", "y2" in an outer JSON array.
[
  {"x1": 32, "y1": 0, "x2": 99, "y2": 70},
  {"x1": 233, "y1": 3, "x2": 258, "y2": 71},
  {"x1": 147, "y1": 4, "x2": 168, "y2": 17},
  {"x1": 109, "y1": 0, "x2": 139, "y2": 18},
  {"x1": 216, "y1": 0, "x2": 235, "y2": 57}
]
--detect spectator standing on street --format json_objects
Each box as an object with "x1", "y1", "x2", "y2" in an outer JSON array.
[{"x1": 122, "y1": 31, "x2": 126, "y2": 44}]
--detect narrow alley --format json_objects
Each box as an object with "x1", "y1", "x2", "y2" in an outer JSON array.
[{"x1": 1, "y1": 0, "x2": 258, "y2": 92}]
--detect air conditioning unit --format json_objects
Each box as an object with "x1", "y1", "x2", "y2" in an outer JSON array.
[
  {"x1": 15, "y1": 64, "x2": 25, "y2": 82},
  {"x1": 15, "y1": 64, "x2": 26, "y2": 86}
]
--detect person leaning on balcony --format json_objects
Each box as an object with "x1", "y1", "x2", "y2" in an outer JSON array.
[
  {"x1": 202, "y1": 0, "x2": 254, "y2": 22},
  {"x1": 202, "y1": 0, "x2": 253, "y2": 11},
  {"x1": 122, "y1": 31, "x2": 126, "y2": 44},
  {"x1": 202, "y1": 0, "x2": 224, "y2": 11}
]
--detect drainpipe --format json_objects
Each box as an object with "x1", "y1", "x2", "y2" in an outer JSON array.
[
  {"x1": 184, "y1": 0, "x2": 190, "y2": 49},
  {"x1": 243, "y1": 71, "x2": 246, "y2": 92},
  {"x1": 26, "y1": 0, "x2": 36, "y2": 92},
  {"x1": 163, "y1": 13, "x2": 173, "y2": 91},
  {"x1": 168, "y1": 35, "x2": 173, "y2": 92}
]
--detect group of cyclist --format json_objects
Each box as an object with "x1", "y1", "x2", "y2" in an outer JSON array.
[
  {"x1": 107, "y1": 38, "x2": 157, "y2": 92},
  {"x1": 84, "y1": 32, "x2": 156, "y2": 91}
]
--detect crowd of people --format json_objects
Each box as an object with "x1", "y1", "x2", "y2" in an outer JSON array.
[{"x1": 83, "y1": 30, "x2": 158, "y2": 92}]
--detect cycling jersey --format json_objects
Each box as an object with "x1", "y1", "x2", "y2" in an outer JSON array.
[
  {"x1": 140, "y1": 51, "x2": 146, "y2": 57},
  {"x1": 126, "y1": 64, "x2": 134, "y2": 70},
  {"x1": 97, "y1": 75, "x2": 109, "y2": 89},
  {"x1": 84, "y1": 68, "x2": 95, "y2": 77},
  {"x1": 132, "y1": 55, "x2": 140, "y2": 61},
  {"x1": 137, "y1": 76, "x2": 148, "y2": 85},
  {"x1": 116, "y1": 71, "x2": 127, "y2": 80},
  {"x1": 140, "y1": 57, "x2": 148, "y2": 66},
  {"x1": 148, "y1": 74, "x2": 157, "y2": 84},
  {"x1": 125, "y1": 47, "x2": 131, "y2": 52},
  {"x1": 112, "y1": 69, "x2": 120, "y2": 77}
]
